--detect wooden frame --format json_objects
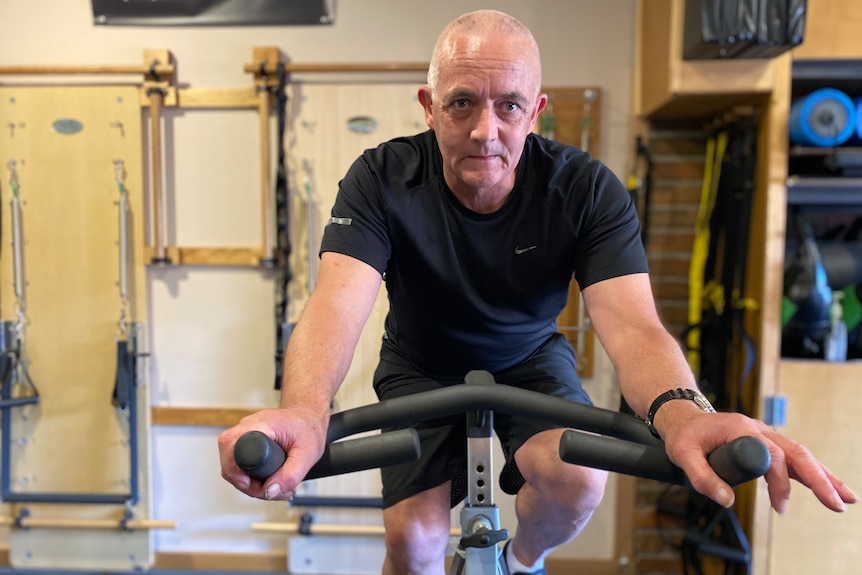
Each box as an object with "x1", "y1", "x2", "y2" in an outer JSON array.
[
  {"x1": 634, "y1": 0, "x2": 777, "y2": 119},
  {"x1": 0, "y1": 49, "x2": 430, "y2": 268}
]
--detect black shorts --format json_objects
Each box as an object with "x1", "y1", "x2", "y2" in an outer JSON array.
[{"x1": 373, "y1": 332, "x2": 592, "y2": 509}]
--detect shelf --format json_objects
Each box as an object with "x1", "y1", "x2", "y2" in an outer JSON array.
[
  {"x1": 786, "y1": 176, "x2": 862, "y2": 208},
  {"x1": 792, "y1": 59, "x2": 862, "y2": 81},
  {"x1": 791, "y1": 59, "x2": 862, "y2": 97},
  {"x1": 789, "y1": 146, "x2": 862, "y2": 157},
  {"x1": 788, "y1": 60, "x2": 862, "y2": 208}
]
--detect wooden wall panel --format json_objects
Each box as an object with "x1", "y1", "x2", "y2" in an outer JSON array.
[
  {"x1": 540, "y1": 87, "x2": 602, "y2": 378},
  {"x1": 769, "y1": 361, "x2": 862, "y2": 575},
  {"x1": 0, "y1": 85, "x2": 152, "y2": 569},
  {"x1": 791, "y1": 0, "x2": 862, "y2": 60}
]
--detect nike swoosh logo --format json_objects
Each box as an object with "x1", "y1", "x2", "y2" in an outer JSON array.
[{"x1": 514, "y1": 245, "x2": 538, "y2": 255}]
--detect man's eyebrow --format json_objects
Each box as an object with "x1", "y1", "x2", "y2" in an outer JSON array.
[
  {"x1": 442, "y1": 89, "x2": 530, "y2": 105},
  {"x1": 442, "y1": 88, "x2": 477, "y2": 103},
  {"x1": 499, "y1": 91, "x2": 530, "y2": 105}
]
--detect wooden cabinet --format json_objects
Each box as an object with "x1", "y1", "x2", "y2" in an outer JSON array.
[
  {"x1": 634, "y1": 0, "x2": 781, "y2": 119},
  {"x1": 633, "y1": 1, "x2": 862, "y2": 574}
]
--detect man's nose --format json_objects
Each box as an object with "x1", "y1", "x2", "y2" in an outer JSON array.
[{"x1": 471, "y1": 106, "x2": 499, "y2": 141}]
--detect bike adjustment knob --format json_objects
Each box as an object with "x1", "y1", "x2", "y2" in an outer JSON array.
[{"x1": 460, "y1": 528, "x2": 509, "y2": 549}]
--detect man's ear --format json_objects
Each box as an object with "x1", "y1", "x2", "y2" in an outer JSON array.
[
  {"x1": 417, "y1": 86, "x2": 435, "y2": 130},
  {"x1": 530, "y1": 93, "x2": 549, "y2": 127}
]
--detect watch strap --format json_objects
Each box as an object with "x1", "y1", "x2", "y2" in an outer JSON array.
[{"x1": 645, "y1": 388, "x2": 715, "y2": 438}]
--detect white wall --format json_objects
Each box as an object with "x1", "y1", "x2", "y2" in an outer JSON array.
[{"x1": 0, "y1": 0, "x2": 636, "y2": 566}]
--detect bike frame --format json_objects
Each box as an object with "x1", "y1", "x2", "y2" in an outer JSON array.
[{"x1": 448, "y1": 371, "x2": 509, "y2": 575}]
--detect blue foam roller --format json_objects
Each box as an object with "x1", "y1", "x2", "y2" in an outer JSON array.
[
  {"x1": 852, "y1": 96, "x2": 862, "y2": 144},
  {"x1": 789, "y1": 88, "x2": 856, "y2": 147}
]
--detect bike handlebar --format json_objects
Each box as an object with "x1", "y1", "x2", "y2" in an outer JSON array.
[{"x1": 234, "y1": 371, "x2": 771, "y2": 489}]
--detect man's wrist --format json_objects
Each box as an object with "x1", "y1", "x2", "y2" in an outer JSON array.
[{"x1": 645, "y1": 388, "x2": 716, "y2": 438}]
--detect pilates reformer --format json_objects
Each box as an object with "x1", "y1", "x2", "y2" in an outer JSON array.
[{"x1": 235, "y1": 370, "x2": 770, "y2": 575}]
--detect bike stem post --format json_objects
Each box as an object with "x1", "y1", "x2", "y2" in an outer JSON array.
[{"x1": 450, "y1": 371, "x2": 509, "y2": 575}]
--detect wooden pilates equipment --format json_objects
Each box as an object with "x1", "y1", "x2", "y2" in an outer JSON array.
[
  {"x1": 0, "y1": 516, "x2": 176, "y2": 531},
  {"x1": 0, "y1": 82, "x2": 156, "y2": 569},
  {"x1": 0, "y1": 48, "x2": 429, "y2": 268},
  {"x1": 243, "y1": 62, "x2": 428, "y2": 75},
  {"x1": 0, "y1": 50, "x2": 176, "y2": 265},
  {"x1": 0, "y1": 64, "x2": 175, "y2": 76},
  {"x1": 252, "y1": 521, "x2": 459, "y2": 538},
  {"x1": 144, "y1": 49, "x2": 173, "y2": 264},
  {"x1": 254, "y1": 47, "x2": 278, "y2": 263}
]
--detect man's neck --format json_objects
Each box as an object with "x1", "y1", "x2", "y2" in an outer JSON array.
[{"x1": 450, "y1": 186, "x2": 512, "y2": 214}]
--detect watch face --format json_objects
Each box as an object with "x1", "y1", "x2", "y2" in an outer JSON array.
[{"x1": 693, "y1": 392, "x2": 716, "y2": 412}]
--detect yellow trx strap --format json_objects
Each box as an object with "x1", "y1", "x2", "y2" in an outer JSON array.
[{"x1": 687, "y1": 131, "x2": 729, "y2": 373}]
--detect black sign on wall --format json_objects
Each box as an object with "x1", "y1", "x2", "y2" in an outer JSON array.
[{"x1": 92, "y1": 0, "x2": 335, "y2": 26}]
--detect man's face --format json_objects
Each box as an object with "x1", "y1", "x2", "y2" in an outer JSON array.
[{"x1": 419, "y1": 34, "x2": 547, "y2": 201}]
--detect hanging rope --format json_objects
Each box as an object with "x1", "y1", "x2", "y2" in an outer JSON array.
[{"x1": 272, "y1": 62, "x2": 292, "y2": 390}]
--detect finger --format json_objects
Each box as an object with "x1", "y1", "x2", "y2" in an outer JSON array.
[
  {"x1": 779, "y1": 438, "x2": 847, "y2": 512},
  {"x1": 791, "y1": 459, "x2": 858, "y2": 503},
  {"x1": 762, "y1": 446, "x2": 791, "y2": 514},
  {"x1": 263, "y1": 483, "x2": 295, "y2": 501},
  {"x1": 789, "y1": 460, "x2": 857, "y2": 510},
  {"x1": 221, "y1": 470, "x2": 251, "y2": 493},
  {"x1": 674, "y1": 445, "x2": 735, "y2": 508},
  {"x1": 262, "y1": 446, "x2": 316, "y2": 502},
  {"x1": 821, "y1": 463, "x2": 859, "y2": 504},
  {"x1": 838, "y1": 482, "x2": 859, "y2": 505},
  {"x1": 217, "y1": 434, "x2": 253, "y2": 492}
]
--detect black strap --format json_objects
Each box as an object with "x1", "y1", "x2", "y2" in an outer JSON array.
[
  {"x1": 695, "y1": 119, "x2": 759, "y2": 413},
  {"x1": 639, "y1": 138, "x2": 653, "y2": 247},
  {"x1": 112, "y1": 339, "x2": 135, "y2": 410},
  {"x1": 629, "y1": 135, "x2": 652, "y2": 247},
  {"x1": 0, "y1": 353, "x2": 14, "y2": 397},
  {"x1": 273, "y1": 62, "x2": 291, "y2": 390},
  {"x1": 0, "y1": 325, "x2": 40, "y2": 408}
]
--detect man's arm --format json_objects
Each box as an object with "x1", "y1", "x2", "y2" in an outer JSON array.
[
  {"x1": 582, "y1": 273, "x2": 857, "y2": 512},
  {"x1": 280, "y1": 251, "x2": 384, "y2": 413},
  {"x1": 218, "y1": 252, "x2": 383, "y2": 501},
  {"x1": 581, "y1": 273, "x2": 696, "y2": 420}
]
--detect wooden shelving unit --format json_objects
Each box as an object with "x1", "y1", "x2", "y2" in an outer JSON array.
[{"x1": 634, "y1": 2, "x2": 862, "y2": 575}]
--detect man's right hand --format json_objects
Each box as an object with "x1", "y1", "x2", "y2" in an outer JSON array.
[{"x1": 217, "y1": 407, "x2": 329, "y2": 501}]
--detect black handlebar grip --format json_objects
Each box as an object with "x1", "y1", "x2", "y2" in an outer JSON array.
[
  {"x1": 235, "y1": 431, "x2": 286, "y2": 481},
  {"x1": 705, "y1": 435, "x2": 772, "y2": 486},
  {"x1": 235, "y1": 428, "x2": 422, "y2": 483},
  {"x1": 560, "y1": 430, "x2": 683, "y2": 484},
  {"x1": 304, "y1": 428, "x2": 421, "y2": 480},
  {"x1": 559, "y1": 432, "x2": 771, "y2": 487}
]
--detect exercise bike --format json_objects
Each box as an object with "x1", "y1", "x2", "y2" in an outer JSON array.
[{"x1": 235, "y1": 371, "x2": 770, "y2": 575}]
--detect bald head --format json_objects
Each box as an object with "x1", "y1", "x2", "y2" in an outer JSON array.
[{"x1": 427, "y1": 10, "x2": 542, "y2": 96}]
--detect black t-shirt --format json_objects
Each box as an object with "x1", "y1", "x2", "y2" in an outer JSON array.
[{"x1": 320, "y1": 130, "x2": 647, "y2": 377}]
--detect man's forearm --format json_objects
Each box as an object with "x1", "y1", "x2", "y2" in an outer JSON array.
[
  {"x1": 615, "y1": 324, "x2": 700, "y2": 421},
  {"x1": 278, "y1": 296, "x2": 365, "y2": 415}
]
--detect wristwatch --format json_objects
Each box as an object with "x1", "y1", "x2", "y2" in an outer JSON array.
[{"x1": 645, "y1": 388, "x2": 716, "y2": 438}]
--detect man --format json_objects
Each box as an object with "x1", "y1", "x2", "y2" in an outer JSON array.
[{"x1": 219, "y1": 10, "x2": 856, "y2": 575}]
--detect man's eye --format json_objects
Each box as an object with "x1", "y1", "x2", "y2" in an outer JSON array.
[
  {"x1": 502, "y1": 102, "x2": 520, "y2": 113},
  {"x1": 453, "y1": 99, "x2": 469, "y2": 109}
]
